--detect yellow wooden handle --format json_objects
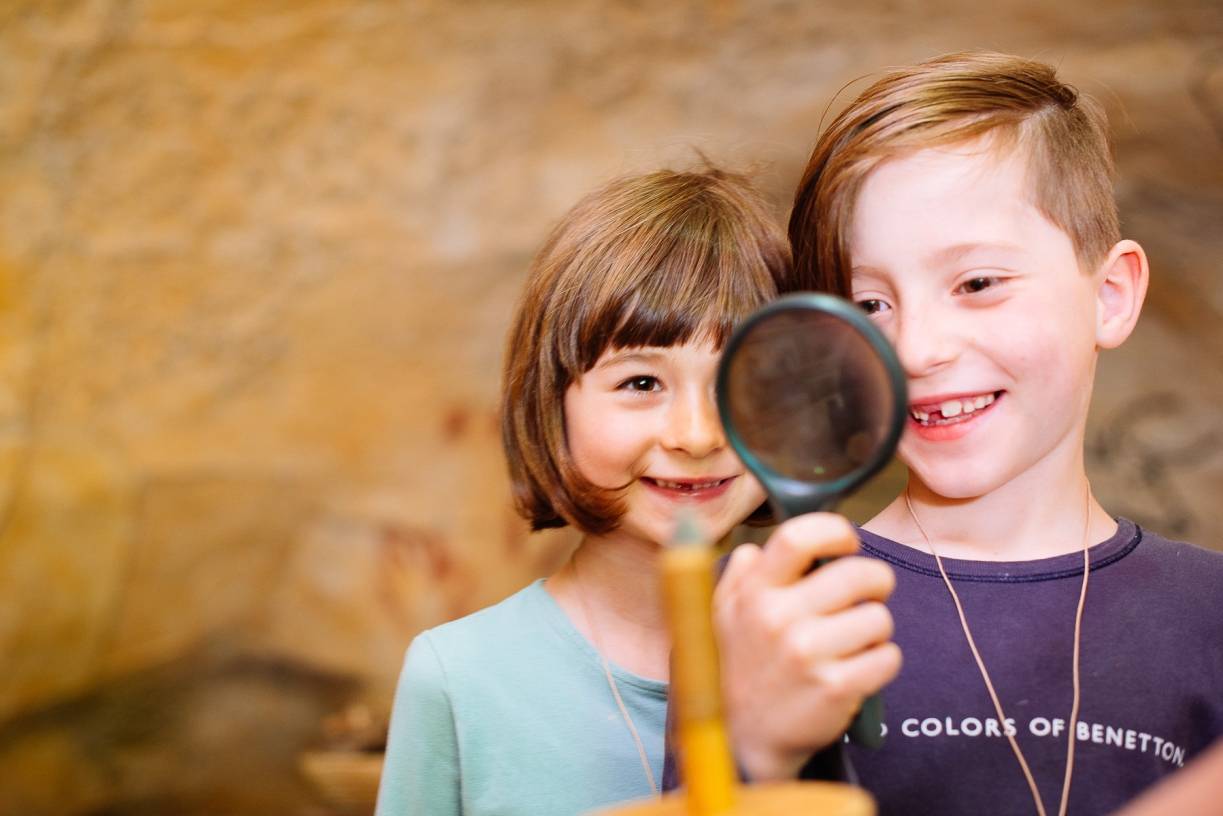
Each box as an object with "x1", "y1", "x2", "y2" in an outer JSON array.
[
  {"x1": 678, "y1": 719, "x2": 736, "y2": 815},
  {"x1": 660, "y1": 530, "x2": 736, "y2": 816}
]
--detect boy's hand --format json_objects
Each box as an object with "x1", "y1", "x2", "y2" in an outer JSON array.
[{"x1": 715, "y1": 513, "x2": 901, "y2": 781}]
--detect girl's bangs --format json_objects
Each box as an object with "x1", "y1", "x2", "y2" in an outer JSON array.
[{"x1": 567, "y1": 254, "x2": 777, "y2": 374}]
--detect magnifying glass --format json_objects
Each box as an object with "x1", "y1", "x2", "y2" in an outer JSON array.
[{"x1": 716, "y1": 292, "x2": 907, "y2": 750}]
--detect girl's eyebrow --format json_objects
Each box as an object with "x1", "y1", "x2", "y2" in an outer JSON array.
[{"x1": 595, "y1": 350, "x2": 665, "y2": 369}]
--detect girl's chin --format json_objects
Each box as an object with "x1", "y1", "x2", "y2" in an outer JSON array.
[{"x1": 650, "y1": 512, "x2": 742, "y2": 546}]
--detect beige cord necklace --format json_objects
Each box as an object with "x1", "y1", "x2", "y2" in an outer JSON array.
[
  {"x1": 574, "y1": 558, "x2": 661, "y2": 798},
  {"x1": 904, "y1": 487, "x2": 1091, "y2": 816}
]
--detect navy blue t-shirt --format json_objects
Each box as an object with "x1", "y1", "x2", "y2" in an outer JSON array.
[{"x1": 664, "y1": 519, "x2": 1223, "y2": 815}]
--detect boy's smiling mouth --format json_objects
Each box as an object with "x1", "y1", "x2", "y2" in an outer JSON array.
[{"x1": 910, "y1": 391, "x2": 1002, "y2": 427}]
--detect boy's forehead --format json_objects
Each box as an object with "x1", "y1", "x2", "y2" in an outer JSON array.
[
  {"x1": 861, "y1": 139, "x2": 1029, "y2": 213},
  {"x1": 849, "y1": 140, "x2": 1054, "y2": 265}
]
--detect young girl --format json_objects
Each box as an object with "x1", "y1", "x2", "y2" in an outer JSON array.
[{"x1": 375, "y1": 167, "x2": 893, "y2": 815}]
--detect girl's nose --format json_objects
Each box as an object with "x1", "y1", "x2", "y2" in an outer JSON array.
[{"x1": 662, "y1": 391, "x2": 725, "y2": 458}]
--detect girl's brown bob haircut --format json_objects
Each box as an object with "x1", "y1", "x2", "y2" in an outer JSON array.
[
  {"x1": 790, "y1": 51, "x2": 1122, "y2": 295},
  {"x1": 502, "y1": 167, "x2": 793, "y2": 533}
]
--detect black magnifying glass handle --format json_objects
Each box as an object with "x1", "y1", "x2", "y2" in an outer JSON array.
[{"x1": 717, "y1": 293, "x2": 907, "y2": 755}]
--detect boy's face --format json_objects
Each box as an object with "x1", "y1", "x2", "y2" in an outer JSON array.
[{"x1": 848, "y1": 137, "x2": 1102, "y2": 500}]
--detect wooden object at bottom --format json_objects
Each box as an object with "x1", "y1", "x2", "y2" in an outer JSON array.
[{"x1": 594, "y1": 781, "x2": 875, "y2": 816}]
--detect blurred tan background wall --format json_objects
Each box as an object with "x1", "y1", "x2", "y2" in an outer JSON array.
[{"x1": 0, "y1": 1, "x2": 1220, "y2": 813}]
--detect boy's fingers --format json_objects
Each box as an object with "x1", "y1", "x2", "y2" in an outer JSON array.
[
  {"x1": 754, "y1": 514, "x2": 859, "y2": 586},
  {"x1": 718, "y1": 542, "x2": 762, "y2": 596},
  {"x1": 793, "y1": 556, "x2": 896, "y2": 617},
  {"x1": 791, "y1": 601, "x2": 895, "y2": 660},
  {"x1": 816, "y1": 641, "x2": 904, "y2": 701}
]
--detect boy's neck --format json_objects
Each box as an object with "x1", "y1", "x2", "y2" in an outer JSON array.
[
  {"x1": 545, "y1": 533, "x2": 670, "y2": 680},
  {"x1": 866, "y1": 453, "x2": 1118, "y2": 562}
]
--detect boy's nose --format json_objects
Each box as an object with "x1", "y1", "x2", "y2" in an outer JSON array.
[
  {"x1": 893, "y1": 310, "x2": 959, "y2": 378},
  {"x1": 662, "y1": 391, "x2": 725, "y2": 458}
]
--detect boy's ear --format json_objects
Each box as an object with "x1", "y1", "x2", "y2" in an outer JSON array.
[{"x1": 1095, "y1": 239, "x2": 1149, "y2": 350}]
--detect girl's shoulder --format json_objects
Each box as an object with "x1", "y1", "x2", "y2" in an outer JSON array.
[{"x1": 408, "y1": 579, "x2": 558, "y2": 671}]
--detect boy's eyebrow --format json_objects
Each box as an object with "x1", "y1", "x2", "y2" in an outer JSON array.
[
  {"x1": 852, "y1": 242, "x2": 1026, "y2": 279},
  {"x1": 927, "y1": 241, "x2": 1024, "y2": 266}
]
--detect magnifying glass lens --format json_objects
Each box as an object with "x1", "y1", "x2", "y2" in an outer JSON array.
[{"x1": 724, "y1": 310, "x2": 896, "y2": 483}]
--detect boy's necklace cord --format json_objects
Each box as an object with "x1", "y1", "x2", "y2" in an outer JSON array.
[
  {"x1": 573, "y1": 559, "x2": 661, "y2": 798},
  {"x1": 904, "y1": 487, "x2": 1091, "y2": 816}
]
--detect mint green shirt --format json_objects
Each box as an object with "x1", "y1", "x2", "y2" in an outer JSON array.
[{"x1": 376, "y1": 579, "x2": 668, "y2": 816}]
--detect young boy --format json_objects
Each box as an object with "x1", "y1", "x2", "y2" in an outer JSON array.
[{"x1": 709, "y1": 52, "x2": 1223, "y2": 816}]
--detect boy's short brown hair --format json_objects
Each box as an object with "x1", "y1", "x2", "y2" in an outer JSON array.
[
  {"x1": 502, "y1": 168, "x2": 792, "y2": 533},
  {"x1": 790, "y1": 51, "x2": 1121, "y2": 295}
]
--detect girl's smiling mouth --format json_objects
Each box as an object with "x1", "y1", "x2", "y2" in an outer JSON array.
[{"x1": 641, "y1": 476, "x2": 736, "y2": 500}]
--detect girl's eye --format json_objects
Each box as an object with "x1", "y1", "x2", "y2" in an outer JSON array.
[
  {"x1": 619, "y1": 375, "x2": 661, "y2": 393},
  {"x1": 857, "y1": 299, "x2": 890, "y2": 315},
  {"x1": 956, "y1": 276, "x2": 1000, "y2": 294}
]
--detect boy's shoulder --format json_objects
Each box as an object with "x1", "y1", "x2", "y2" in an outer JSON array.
[
  {"x1": 1132, "y1": 522, "x2": 1223, "y2": 568},
  {"x1": 1123, "y1": 521, "x2": 1223, "y2": 609}
]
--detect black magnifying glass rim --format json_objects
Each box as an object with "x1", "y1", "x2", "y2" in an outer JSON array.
[{"x1": 715, "y1": 292, "x2": 908, "y2": 513}]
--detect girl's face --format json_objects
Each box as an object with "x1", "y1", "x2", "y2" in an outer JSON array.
[{"x1": 564, "y1": 340, "x2": 766, "y2": 547}]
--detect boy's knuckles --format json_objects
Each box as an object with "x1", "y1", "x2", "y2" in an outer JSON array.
[
  {"x1": 859, "y1": 643, "x2": 903, "y2": 691},
  {"x1": 823, "y1": 558, "x2": 895, "y2": 601},
  {"x1": 724, "y1": 543, "x2": 760, "y2": 580},
  {"x1": 754, "y1": 601, "x2": 790, "y2": 641},
  {"x1": 778, "y1": 626, "x2": 813, "y2": 667},
  {"x1": 810, "y1": 665, "x2": 861, "y2": 707},
  {"x1": 873, "y1": 561, "x2": 898, "y2": 595},
  {"x1": 861, "y1": 601, "x2": 895, "y2": 640},
  {"x1": 855, "y1": 557, "x2": 896, "y2": 589},
  {"x1": 879, "y1": 642, "x2": 904, "y2": 678},
  {"x1": 804, "y1": 560, "x2": 882, "y2": 608},
  {"x1": 772, "y1": 514, "x2": 858, "y2": 556},
  {"x1": 788, "y1": 512, "x2": 857, "y2": 539},
  {"x1": 767, "y1": 527, "x2": 810, "y2": 563}
]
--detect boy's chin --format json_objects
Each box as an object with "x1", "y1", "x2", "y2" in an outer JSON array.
[{"x1": 906, "y1": 465, "x2": 1001, "y2": 502}]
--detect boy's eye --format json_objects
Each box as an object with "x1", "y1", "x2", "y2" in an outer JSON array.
[
  {"x1": 956, "y1": 276, "x2": 999, "y2": 294},
  {"x1": 619, "y1": 375, "x2": 661, "y2": 393},
  {"x1": 857, "y1": 299, "x2": 890, "y2": 315}
]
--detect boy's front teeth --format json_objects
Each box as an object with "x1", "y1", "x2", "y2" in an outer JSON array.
[{"x1": 912, "y1": 393, "x2": 996, "y2": 423}]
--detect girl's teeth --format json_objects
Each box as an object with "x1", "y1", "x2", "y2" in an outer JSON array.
[
  {"x1": 940, "y1": 400, "x2": 963, "y2": 418},
  {"x1": 656, "y1": 479, "x2": 720, "y2": 490}
]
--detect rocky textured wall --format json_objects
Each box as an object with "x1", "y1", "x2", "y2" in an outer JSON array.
[{"x1": 0, "y1": 1, "x2": 1220, "y2": 813}]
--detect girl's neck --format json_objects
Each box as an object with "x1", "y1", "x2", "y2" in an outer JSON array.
[
  {"x1": 867, "y1": 448, "x2": 1117, "y2": 562},
  {"x1": 545, "y1": 532, "x2": 670, "y2": 681}
]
